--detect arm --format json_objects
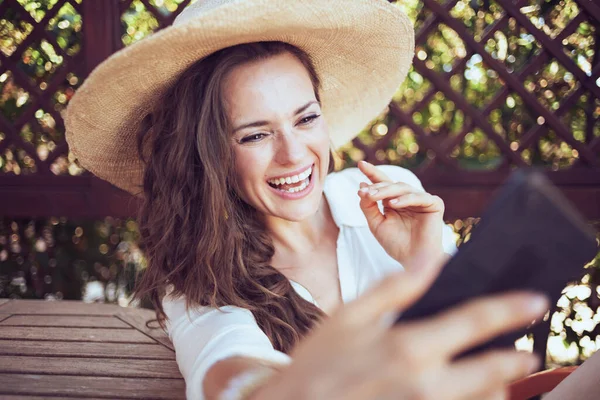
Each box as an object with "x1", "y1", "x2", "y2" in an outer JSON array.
[
  {"x1": 203, "y1": 356, "x2": 287, "y2": 400},
  {"x1": 162, "y1": 297, "x2": 290, "y2": 400},
  {"x1": 168, "y1": 267, "x2": 547, "y2": 400},
  {"x1": 358, "y1": 163, "x2": 458, "y2": 271}
]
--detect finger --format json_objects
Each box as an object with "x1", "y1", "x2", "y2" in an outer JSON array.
[
  {"x1": 467, "y1": 387, "x2": 507, "y2": 400},
  {"x1": 360, "y1": 181, "x2": 393, "y2": 191},
  {"x1": 362, "y1": 182, "x2": 416, "y2": 201},
  {"x1": 358, "y1": 160, "x2": 392, "y2": 184},
  {"x1": 407, "y1": 292, "x2": 549, "y2": 358},
  {"x1": 439, "y1": 350, "x2": 538, "y2": 400},
  {"x1": 358, "y1": 186, "x2": 385, "y2": 231},
  {"x1": 357, "y1": 182, "x2": 393, "y2": 197},
  {"x1": 386, "y1": 193, "x2": 444, "y2": 213}
]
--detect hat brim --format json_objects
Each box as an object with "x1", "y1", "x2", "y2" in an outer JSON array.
[{"x1": 65, "y1": 0, "x2": 414, "y2": 195}]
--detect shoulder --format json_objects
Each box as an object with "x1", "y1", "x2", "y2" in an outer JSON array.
[
  {"x1": 162, "y1": 293, "x2": 258, "y2": 338},
  {"x1": 162, "y1": 295, "x2": 290, "y2": 400},
  {"x1": 323, "y1": 164, "x2": 424, "y2": 227}
]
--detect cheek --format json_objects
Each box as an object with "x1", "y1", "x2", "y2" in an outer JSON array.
[
  {"x1": 312, "y1": 122, "x2": 331, "y2": 158},
  {"x1": 233, "y1": 148, "x2": 269, "y2": 196}
]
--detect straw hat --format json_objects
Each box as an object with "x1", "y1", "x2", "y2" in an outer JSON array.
[{"x1": 64, "y1": 0, "x2": 415, "y2": 195}]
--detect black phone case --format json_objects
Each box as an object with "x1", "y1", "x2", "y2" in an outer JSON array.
[{"x1": 394, "y1": 169, "x2": 598, "y2": 356}]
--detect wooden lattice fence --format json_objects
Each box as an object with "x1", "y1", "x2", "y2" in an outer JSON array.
[
  {"x1": 1, "y1": 0, "x2": 600, "y2": 370},
  {"x1": 0, "y1": 0, "x2": 598, "y2": 219}
]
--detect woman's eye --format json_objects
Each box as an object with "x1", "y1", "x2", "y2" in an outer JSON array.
[
  {"x1": 299, "y1": 114, "x2": 320, "y2": 125},
  {"x1": 240, "y1": 133, "x2": 268, "y2": 144}
]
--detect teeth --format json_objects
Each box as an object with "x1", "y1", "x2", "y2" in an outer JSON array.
[
  {"x1": 281, "y1": 179, "x2": 309, "y2": 193},
  {"x1": 268, "y1": 166, "x2": 312, "y2": 186}
]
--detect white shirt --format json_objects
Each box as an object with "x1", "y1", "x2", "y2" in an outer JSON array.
[{"x1": 162, "y1": 165, "x2": 458, "y2": 400}]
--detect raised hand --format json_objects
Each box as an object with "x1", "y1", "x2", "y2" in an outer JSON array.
[
  {"x1": 357, "y1": 160, "x2": 446, "y2": 272},
  {"x1": 254, "y1": 259, "x2": 549, "y2": 400}
]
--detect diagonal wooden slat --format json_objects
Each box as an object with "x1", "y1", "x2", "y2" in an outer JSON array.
[
  {"x1": 388, "y1": 103, "x2": 459, "y2": 170},
  {"x1": 15, "y1": 4, "x2": 72, "y2": 63},
  {"x1": 138, "y1": 0, "x2": 168, "y2": 25},
  {"x1": 3, "y1": 0, "x2": 70, "y2": 65},
  {"x1": 495, "y1": 0, "x2": 600, "y2": 99},
  {"x1": 518, "y1": 86, "x2": 586, "y2": 152},
  {"x1": 407, "y1": 10, "x2": 518, "y2": 172},
  {"x1": 0, "y1": 3, "x2": 76, "y2": 158},
  {"x1": 0, "y1": 113, "x2": 49, "y2": 174},
  {"x1": 401, "y1": 11, "x2": 517, "y2": 172},
  {"x1": 411, "y1": 11, "x2": 512, "y2": 118},
  {"x1": 12, "y1": 51, "x2": 84, "y2": 127},
  {"x1": 573, "y1": 0, "x2": 600, "y2": 25},
  {"x1": 415, "y1": 0, "x2": 460, "y2": 44},
  {"x1": 413, "y1": 57, "x2": 528, "y2": 166},
  {"x1": 0, "y1": 0, "x2": 12, "y2": 21},
  {"x1": 438, "y1": 12, "x2": 589, "y2": 167},
  {"x1": 160, "y1": 1, "x2": 193, "y2": 27},
  {"x1": 119, "y1": 0, "x2": 135, "y2": 15},
  {"x1": 585, "y1": 39, "x2": 599, "y2": 144},
  {"x1": 421, "y1": 0, "x2": 600, "y2": 167},
  {"x1": 116, "y1": 309, "x2": 175, "y2": 351}
]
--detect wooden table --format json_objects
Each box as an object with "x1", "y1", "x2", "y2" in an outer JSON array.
[{"x1": 0, "y1": 298, "x2": 186, "y2": 399}]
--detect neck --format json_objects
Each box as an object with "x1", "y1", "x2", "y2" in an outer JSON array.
[{"x1": 263, "y1": 195, "x2": 336, "y2": 256}]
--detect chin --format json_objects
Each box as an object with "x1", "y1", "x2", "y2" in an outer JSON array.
[{"x1": 274, "y1": 198, "x2": 322, "y2": 222}]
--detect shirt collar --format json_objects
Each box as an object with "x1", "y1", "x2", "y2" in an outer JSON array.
[{"x1": 323, "y1": 170, "x2": 370, "y2": 228}]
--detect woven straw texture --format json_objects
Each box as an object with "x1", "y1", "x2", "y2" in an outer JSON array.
[{"x1": 64, "y1": 0, "x2": 415, "y2": 195}]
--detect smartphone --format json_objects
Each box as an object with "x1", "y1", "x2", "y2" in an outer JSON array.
[{"x1": 394, "y1": 168, "x2": 598, "y2": 356}]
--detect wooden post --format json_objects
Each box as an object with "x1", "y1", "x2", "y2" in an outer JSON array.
[{"x1": 82, "y1": 0, "x2": 122, "y2": 77}]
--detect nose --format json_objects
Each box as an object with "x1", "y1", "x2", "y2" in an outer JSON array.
[{"x1": 273, "y1": 129, "x2": 307, "y2": 166}]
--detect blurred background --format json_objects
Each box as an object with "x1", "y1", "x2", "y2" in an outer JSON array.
[{"x1": 0, "y1": 0, "x2": 599, "y2": 370}]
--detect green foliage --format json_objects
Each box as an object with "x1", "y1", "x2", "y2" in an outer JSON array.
[
  {"x1": 338, "y1": 0, "x2": 598, "y2": 171},
  {"x1": 0, "y1": 0, "x2": 598, "y2": 370},
  {"x1": 0, "y1": 217, "x2": 142, "y2": 305}
]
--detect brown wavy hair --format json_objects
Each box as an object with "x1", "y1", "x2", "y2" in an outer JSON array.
[{"x1": 133, "y1": 41, "x2": 332, "y2": 354}]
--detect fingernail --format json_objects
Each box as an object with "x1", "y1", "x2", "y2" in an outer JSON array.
[
  {"x1": 528, "y1": 295, "x2": 549, "y2": 313},
  {"x1": 368, "y1": 189, "x2": 378, "y2": 195},
  {"x1": 359, "y1": 187, "x2": 369, "y2": 193},
  {"x1": 390, "y1": 199, "x2": 398, "y2": 204}
]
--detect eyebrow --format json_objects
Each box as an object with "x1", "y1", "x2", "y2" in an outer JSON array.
[{"x1": 232, "y1": 100, "x2": 320, "y2": 134}]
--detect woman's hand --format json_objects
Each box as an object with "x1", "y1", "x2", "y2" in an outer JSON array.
[
  {"x1": 357, "y1": 160, "x2": 445, "y2": 272},
  {"x1": 255, "y1": 258, "x2": 549, "y2": 400}
]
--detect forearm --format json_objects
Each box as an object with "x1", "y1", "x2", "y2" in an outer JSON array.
[{"x1": 401, "y1": 248, "x2": 450, "y2": 273}]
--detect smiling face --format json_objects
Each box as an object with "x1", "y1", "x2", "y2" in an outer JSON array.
[{"x1": 223, "y1": 52, "x2": 330, "y2": 222}]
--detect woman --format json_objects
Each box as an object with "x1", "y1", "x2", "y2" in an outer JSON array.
[{"x1": 64, "y1": 1, "x2": 593, "y2": 399}]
